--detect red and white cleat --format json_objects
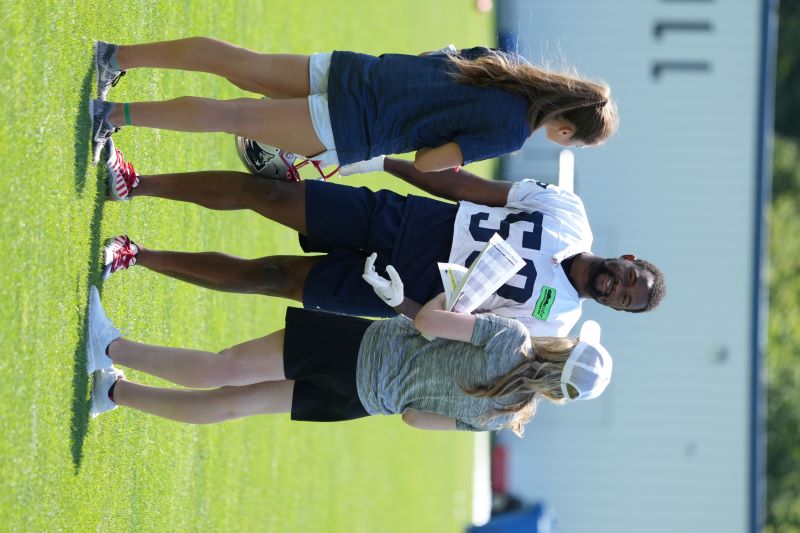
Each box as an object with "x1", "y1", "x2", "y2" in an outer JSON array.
[
  {"x1": 102, "y1": 235, "x2": 139, "y2": 280},
  {"x1": 105, "y1": 139, "x2": 140, "y2": 201}
]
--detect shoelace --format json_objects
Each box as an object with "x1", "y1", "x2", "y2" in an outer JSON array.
[
  {"x1": 111, "y1": 240, "x2": 137, "y2": 271},
  {"x1": 110, "y1": 70, "x2": 126, "y2": 87},
  {"x1": 100, "y1": 123, "x2": 120, "y2": 140},
  {"x1": 114, "y1": 150, "x2": 139, "y2": 188}
]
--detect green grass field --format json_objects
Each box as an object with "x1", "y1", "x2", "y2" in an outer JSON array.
[{"x1": 0, "y1": 1, "x2": 495, "y2": 531}]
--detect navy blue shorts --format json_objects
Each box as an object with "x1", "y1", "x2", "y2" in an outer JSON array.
[{"x1": 301, "y1": 180, "x2": 457, "y2": 317}]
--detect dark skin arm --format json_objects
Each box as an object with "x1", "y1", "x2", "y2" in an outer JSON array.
[
  {"x1": 393, "y1": 297, "x2": 422, "y2": 320},
  {"x1": 383, "y1": 157, "x2": 512, "y2": 207}
]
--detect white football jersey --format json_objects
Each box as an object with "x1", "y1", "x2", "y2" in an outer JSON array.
[{"x1": 448, "y1": 180, "x2": 593, "y2": 337}]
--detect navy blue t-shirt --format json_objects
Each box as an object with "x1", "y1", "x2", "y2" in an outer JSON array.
[{"x1": 327, "y1": 47, "x2": 531, "y2": 165}]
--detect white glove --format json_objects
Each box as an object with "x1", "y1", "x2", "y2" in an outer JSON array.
[
  {"x1": 339, "y1": 155, "x2": 386, "y2": 176},
  {"x1": 362, "y1": 252, "x2": 404, "y2": 307}
]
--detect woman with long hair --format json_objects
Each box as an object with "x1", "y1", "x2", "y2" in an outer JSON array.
[
  {"x1": 90, "y1": 37, "x2": 617, "y2": 175},
  {"x1": 86, "y1": 262, "x2": 612, "y2": 435}
]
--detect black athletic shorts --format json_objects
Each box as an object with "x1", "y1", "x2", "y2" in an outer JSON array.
[
  {"x1": 283, "y1": 307, "x2": 373, "y2": 422},
  {"x1": 301, "y1": 180, "x2": 457, "y2": 317}
]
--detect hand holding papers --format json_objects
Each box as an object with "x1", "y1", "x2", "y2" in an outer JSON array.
[{"x1": 438, "y1": 233, "x2": 526, "y2": 314}]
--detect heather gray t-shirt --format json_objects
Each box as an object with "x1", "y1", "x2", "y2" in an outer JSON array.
[{"x1": 356, "y1": 313, "x2": 531, "y2": 432}]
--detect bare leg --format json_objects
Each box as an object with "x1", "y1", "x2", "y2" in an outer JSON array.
[
  {"x1": 115, "y1": 37, "x2": 311, "y2": 98},
  {"x1": 134, "y1": 248, "x2": 317, "y2": 301},
  {"x1": 107, "y1": 97, "x2": 325, "y2": 159},
  {"x1": 113, "y1": 379, "x2": 295, "y2": 424},
  {"x1": 131, "y1": 171, "x2": 307, "y2": 233},
  {"x1": 107, "y1": 330, "x2": 286, "y2": 388}
]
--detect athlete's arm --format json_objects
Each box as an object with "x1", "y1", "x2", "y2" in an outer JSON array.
[
  {"x1": 402, "y1": 408, "x2": 458, "y2": 431},
  {"x1": 384, "y1": 157, "x2": 512, "y2": 207},
  {"x1": 414, "y1": 293, "x2": 477, "y2": 342},
  {"x1": 394, "y1": 298, "x2": 422, "y2": 319},
  {"x1": 413, "y1": 143, "x2": 464, "y2": 173}
]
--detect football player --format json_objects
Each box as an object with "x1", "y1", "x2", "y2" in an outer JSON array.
[{"x1": 101, "y1": 150, "x2": 666, "y2": 337}]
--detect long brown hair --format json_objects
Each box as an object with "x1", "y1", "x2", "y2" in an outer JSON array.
[
  {"x1": 464, "y1": 336, "x2": 579, "y2": 437},
  {"x1": 448, "y1": 50, "x2": 618, "y2": 146}
]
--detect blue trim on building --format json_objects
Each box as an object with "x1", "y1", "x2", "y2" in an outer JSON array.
[{"x1": 751, "y1": 1, "x2": 778, "y2": 532}]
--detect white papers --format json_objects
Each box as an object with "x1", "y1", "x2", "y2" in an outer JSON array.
[{"x1": 437, "y1": 233, "x2": 526, "y2": 313}]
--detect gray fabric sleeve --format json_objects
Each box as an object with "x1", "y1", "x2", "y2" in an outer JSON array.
[
  {"x1": 455, "y1": 419, "x2": 483, "y2": 432},
  {"x1": 456, "y1": 412, "x2": 518, "y2": 432},
  {"x1": 470, "y1": 314, "x2": 530, "y2": 349}
]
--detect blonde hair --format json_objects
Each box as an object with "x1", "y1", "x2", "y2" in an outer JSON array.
[
  {"x1": 448, "y1": 50, "x2": 618, "y2": 146},
  {"x1": 463, "y1": 336, "x2": 579, "y2": 437}
]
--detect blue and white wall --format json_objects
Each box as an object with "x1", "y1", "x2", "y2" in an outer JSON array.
[{"x1": 493, "y1": 1, "x2": 775, "y2": 532}]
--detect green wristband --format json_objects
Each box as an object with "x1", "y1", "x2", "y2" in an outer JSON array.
[{"x1": 124, "y1": 102, "x2": 131, "y2": 126}]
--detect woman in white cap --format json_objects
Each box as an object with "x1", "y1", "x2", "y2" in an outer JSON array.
[{"x1": 85, "y1": 262, "x2": 611, "y2": 436}]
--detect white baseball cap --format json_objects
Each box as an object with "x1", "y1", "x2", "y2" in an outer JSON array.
[{"x1": 560, "y1": 320, "x2": 613, "y2": 402}]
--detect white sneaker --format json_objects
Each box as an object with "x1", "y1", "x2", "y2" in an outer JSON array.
[
  {"x1": 86, "y1": 286, "x2": 120, "y2": 374},
  {"x1": 91, "y1": 367, "x2": 124, "y2": 418}
]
